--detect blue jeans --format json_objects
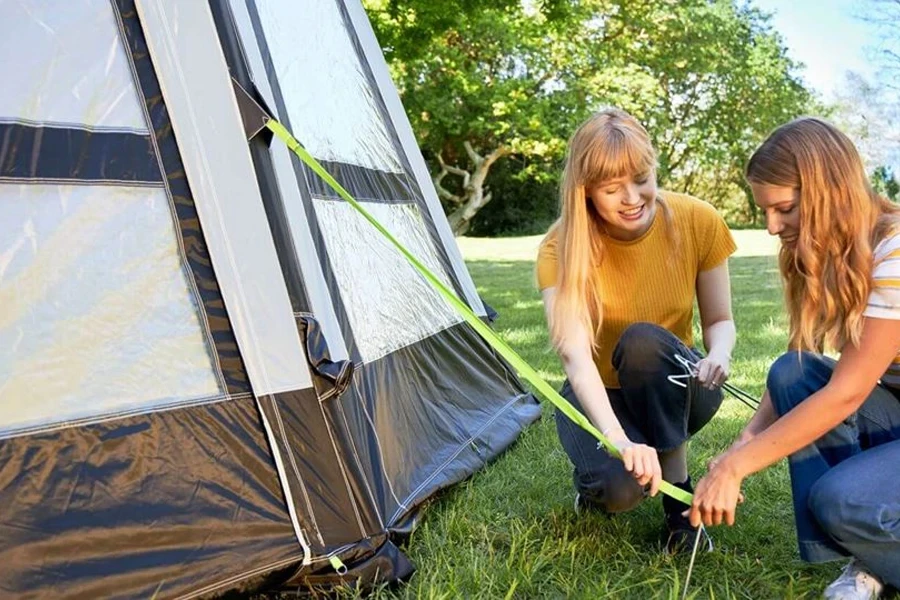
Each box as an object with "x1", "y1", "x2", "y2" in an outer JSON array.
[{"x1": 767, "y1": 352, "x2": 900, "y2": 586}]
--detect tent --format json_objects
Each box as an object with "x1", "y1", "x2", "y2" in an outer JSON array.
[{"x1": 0, "y1": 1, "x2": 540, "y2": 597}]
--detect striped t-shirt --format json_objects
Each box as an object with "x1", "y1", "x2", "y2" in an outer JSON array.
[{"x1": 864, "y1": 232, "x2": 900, "y2": 388}]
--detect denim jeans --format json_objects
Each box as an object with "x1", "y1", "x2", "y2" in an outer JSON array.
[
  {"x1": 555, "y1": 322, "x2": 723, "y2": 512},
  {"x1": 767, "y1": 351, "x2": 900, "y2": 587}
]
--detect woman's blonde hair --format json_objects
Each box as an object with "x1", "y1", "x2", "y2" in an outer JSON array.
[
  {"x1": 746, "y1": 116, "x2": 900, "y2": 351},
  {"x1": 549, "y1": 108, "x2": 671, "y2": 348}
]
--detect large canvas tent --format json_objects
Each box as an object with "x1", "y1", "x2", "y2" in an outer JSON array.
[{"x1": 0, "y1": 1, "x2": 540, "y2": 597}]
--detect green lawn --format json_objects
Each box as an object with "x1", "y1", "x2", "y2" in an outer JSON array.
[{"x1": 346, "y1": 233, "x2": 841, "y2": 599}]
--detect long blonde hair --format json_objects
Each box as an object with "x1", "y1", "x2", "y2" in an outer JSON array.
[
  {"x1": 549, "y1": 108, "x2": 671, "y2": 348},
  {"x1": 746, "y1": 117, "x2": 900, "y2": 351}
]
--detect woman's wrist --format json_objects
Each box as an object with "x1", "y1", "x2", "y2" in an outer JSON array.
[
  {"x1": 721, "y1": 443, "x2": 752, "y2": 479},
  {"x1": 601, "y1": 425, "x2": 628, "y2": 443}
]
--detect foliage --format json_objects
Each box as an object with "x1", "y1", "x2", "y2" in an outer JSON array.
[
  {"x1": 466, "y1": 155, "x2": 561, "y2": 237},
  {"x1": 856, "y1": 0, "x2": 900, "y2": 89},
  {"x1": 831, "y1": 72, "x2": 900, "y2": 180},
  {"x1": 873, "y1": 165, "x2": 900, "y2": 201},
  {"x1": 365, "y1": 0, "x2": 815, "y2": 234}
]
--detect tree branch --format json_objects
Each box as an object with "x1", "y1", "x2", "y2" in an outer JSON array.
[
  {"x1": 463, "y1": 141, "x2": 483, "y2": 168},
  {"x1": 434, "y1": 151, "x2": 465, "y2": 206}
]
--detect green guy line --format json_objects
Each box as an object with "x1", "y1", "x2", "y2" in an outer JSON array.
[{"x1": 265, "y1": 118, "x2": 692, "y2": 507}]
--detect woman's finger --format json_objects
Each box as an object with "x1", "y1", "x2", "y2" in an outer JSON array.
[
  {"x1": 648, "y1": 470, "x2": 661, "y2": 497},
  {"x1": 725, "y1": 506, "x2": 736, "y2": 526},
  {"x1": 622, "y1": 447, "x2": 633, "y2": 472}
]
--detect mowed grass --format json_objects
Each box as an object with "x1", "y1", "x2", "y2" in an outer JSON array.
[{"x1": 339, "y1": 232, "x2": 839, "y2": 599}]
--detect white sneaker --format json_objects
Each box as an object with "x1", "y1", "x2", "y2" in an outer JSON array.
[{"x1": 823, "y1": 560, "x2": 884, "y2": 600}]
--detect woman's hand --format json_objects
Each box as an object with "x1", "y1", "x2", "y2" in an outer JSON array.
[
  {"x1": 688, "y1": 456, "x2": 745, "y2": 527},
  {"x1": 695, "y1": 349, "x2": 731, "y2": 390},
  {"x1": 609, "y1": 431, "x2": 662, "y2": 497}
]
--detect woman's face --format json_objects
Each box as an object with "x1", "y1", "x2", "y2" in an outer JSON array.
[
  {"x1": 750, "y1": 182, "x2": 800, "y2": 246},
  {"x1": 586, "y1": 171, "x2": 658, "y2": 241}
]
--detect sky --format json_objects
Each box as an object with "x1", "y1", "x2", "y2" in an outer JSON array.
[{"x1": 750, "y1": 0, "x2": 877, "y2": 100}]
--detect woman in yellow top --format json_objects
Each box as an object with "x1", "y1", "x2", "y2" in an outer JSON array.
[
  {"x1": 536, "y1": 108, "x2": 737, "y2": 553},
  {"x1": 690, "y1": 118, "x2": 900, "y2": 598}
]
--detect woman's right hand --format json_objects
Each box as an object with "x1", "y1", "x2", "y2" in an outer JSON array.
[{"x1": 610, "y1": 432, "x2": 662, "y2": 497}]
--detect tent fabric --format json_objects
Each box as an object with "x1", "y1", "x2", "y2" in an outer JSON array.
[{"x1": 0, "y1": 0, "x2": 542, "y2": 597}]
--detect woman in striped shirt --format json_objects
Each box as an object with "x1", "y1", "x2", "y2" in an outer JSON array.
[{"x1": 690, "y1": 117, "x2": 900, "y2": 599}]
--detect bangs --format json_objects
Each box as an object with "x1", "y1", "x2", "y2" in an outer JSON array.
[{"x1": 581, "y1": 127, "x2": 655, "y2": 185}]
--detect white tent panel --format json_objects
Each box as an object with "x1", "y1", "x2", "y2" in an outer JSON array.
[
  {"x1": 135, "y1": 0, "x2": 312, "y2": 395},
  {"x1": 0, "y1": 0, "x2": 147, "y2": 131},
  {"x1": 342, "y1": 0, "x2": 487, "y2": 317},
  {"x1": 253, "y1": 0, "x2": 404, "y2": 173},
  {"x1": 0, "y1": 184, "x2": 222, "y2": 438},
  {"x1": 228, "y1": 0, "x2": 349, "y2": 362},
  {"x1": 313, "y1": 200, "x2": 463, "y2": 363}
]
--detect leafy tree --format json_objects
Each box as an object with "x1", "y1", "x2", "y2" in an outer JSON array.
[
  {"x1": 365, "y1": 0, "x2": 814, "y2": 233},
  {"x1": 366, "y1": 0, "x2": 588, "y2": 234},
  {"x1": 831, "y1": 72, "x2": 900, "y2": 181},
  {"x1": 856, "y1": 0, "x2": 900, "y2": 89},
  {"x1": 585, "y1": 0, "x2": 812, "y2": 224},
  {"x1": 873, "y1": 165, "x2": 900, "y2": 201}
]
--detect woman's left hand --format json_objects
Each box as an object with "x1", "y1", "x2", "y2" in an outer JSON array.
[
  {"x1": 688, "y1": 456, "x2": 745, "y2": 527},
  {"x1": 695, "y1": 350, "x2": 730, "y2": 390}
]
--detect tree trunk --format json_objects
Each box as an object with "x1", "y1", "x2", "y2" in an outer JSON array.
[{"x1": 440, "y1": 142, "x2": 509, "y2": 236}]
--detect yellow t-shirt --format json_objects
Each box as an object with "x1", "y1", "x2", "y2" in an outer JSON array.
[{"x1": 536, "y1": 191, "x2": 736, "y2": 388}]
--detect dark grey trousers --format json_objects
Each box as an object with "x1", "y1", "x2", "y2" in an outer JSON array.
[{"x1": 555, "y1": 322, "x2": 723, "y2": 512}]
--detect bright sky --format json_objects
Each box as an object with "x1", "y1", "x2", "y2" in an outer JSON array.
[{"x1": 751, "y1": 0, "x2": 876, "y2": 99}]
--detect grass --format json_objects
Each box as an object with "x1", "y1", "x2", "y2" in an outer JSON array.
[{"x1": 323, "y1": 233, "x2": 841, "y2": 599}]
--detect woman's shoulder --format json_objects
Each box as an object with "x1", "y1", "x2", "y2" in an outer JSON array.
[
  {"x1": 660, "y1": 189, "x2": 716, "y2": 212},
  {"x1": 659, "y1": 190, "x2": 724, "y2": 226},
  {"x1": 874, "y1": 224, "x2": 900, "y2": 261},
  {"x1": 536, "y1": 222, "x2": 561, "y2": 263},
  {"x1": 538, "y1": 222, "x2": 561, "y2": 249}
]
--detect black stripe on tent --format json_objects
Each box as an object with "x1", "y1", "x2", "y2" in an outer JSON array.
[
  {"x1": 114, "y1": 0, "x2": 252, "y2": 397},
  {"x1": 0, "y1": 121, "x2": 162, "y2": 184},
  {"x1": 304, "y1": 159, "x2": 418, "y2": 204}
]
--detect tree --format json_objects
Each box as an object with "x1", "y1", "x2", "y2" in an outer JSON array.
[
  {"x1": 873, "y1": 166, "x2": 900, "y2": 201},
  {"x1": 575, "y1": 0, "x2": 813, "y2": 224},
  {"x1": 856, "y1": 0, "x2": 900, "y2": 89},
  {"x1": 365, "y1": 0, "x2": 814, "y2": 233},
  {"x1": 366, "y1": 0, "x2": 588, "y2": 234},
  {"x1": 831, "y1": 72, "x2": 900, "y2": 181}
]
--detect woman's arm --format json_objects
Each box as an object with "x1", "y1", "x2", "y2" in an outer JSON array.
[
  {"x1": 542, "y1": 287, "x2": 663, "y2": 495},
  {"x1": 690, "y1": 316, "x2": 900, "y2": 526},
  {"x1": 695, "y1": 262, "x2": 737, "y2": 389}
]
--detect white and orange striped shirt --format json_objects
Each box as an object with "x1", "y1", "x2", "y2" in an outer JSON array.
[{"x1": 864, "y1": 232, "x2": 900, "y2": 389}]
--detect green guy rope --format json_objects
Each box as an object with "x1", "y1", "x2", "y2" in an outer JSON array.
[{"x1": 265, "y1": 118, "x2": 692, "y2": 507}]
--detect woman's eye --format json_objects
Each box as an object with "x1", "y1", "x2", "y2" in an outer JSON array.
[
  {"x1": 779, "y1": 205, "x2": 796, "y2": 214},
  {"x1": 604, "y1": 187, "x2": 620, "y2": 195}
]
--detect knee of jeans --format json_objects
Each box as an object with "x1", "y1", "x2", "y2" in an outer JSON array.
[
  {"x1": 808, "y1": 475, "x2": 852, "y2": 541},
  {"x1": 613, "y1": 322, "x2": 668, "y2": 372},
  {"x1": 767, "y1": 352, "x2": 808, "y2": 416},
  {"x1": 600, "y1": 479, "x2": 645, "y2": 513}
]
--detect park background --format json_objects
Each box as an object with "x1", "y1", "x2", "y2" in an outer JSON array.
[{"x1": 327, "y1": 0, "x2": 900, "y2": 597}]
